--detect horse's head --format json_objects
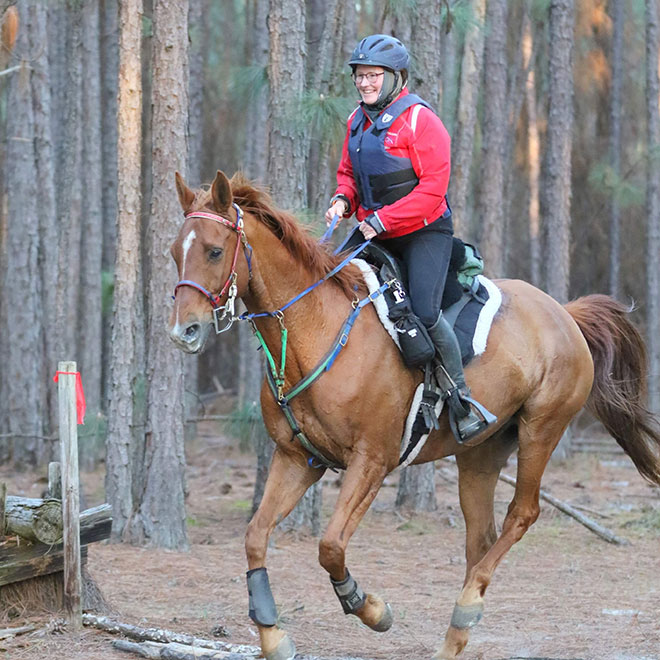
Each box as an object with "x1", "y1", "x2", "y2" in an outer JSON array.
[{"x1": 169, "y1": 170, "x2": 251, "y2": 353}]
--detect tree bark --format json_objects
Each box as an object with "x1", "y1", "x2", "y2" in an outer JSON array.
[
  {"x1": 129, "y1": 0, "x2": 189, "y2": 550},
  {"x1": 608, "y1": 0, "x2": 624, "y2": 299},
  {"x1": 244, "y1": 0, "x2": 269, "y2": 181},
  {"x1": 30, "y1": 0, "x2": 59, "y2": 436},
  {"x1": 543, "y1": 0, "x2": 575, "y2": 305},
  {"x1": 394, "y1": 0, "x2": 443, "y2": 515},
  {"x1": 544, "y1": 0, "x2": 576, "y2": 459},
  {"x1": 478, "y1": 0, "x2": 509, "y2": 278},
  {"x1": 523, "y1": 10, "x2": 542, "y2": 288},
  {"x1": 267, "y1": 0, "x2": 307, "y2": 210},
  {"x1": 645, "y1": 0, "x2": 660, "y2": 413},
  {"x1": 265, "y1": 0, "x2": 320, "y2": 531},
  {"x1": 78, "y1": 0, "x2": 104, "y2": 422},
  {"x1": 100, "y1": 0, "x2": 120, "y2": 412},
  {"x1": 3, "y1": 1, "x2": 45, "y2": 467},
  {"x1": 449, "y1": 0, "x2": 487, "y2": 238},
  {"x1": 106, "y1": 0, "x2": 144, "y2": 541},
  {"x1": 55, "y1": 0, "x2": 84, "y2": 365},
  {"x1": 395, "y1": 463, "x2": 437, "y2": 513}
]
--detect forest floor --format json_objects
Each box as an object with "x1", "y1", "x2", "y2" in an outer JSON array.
[{"x1": 1, "y1": 422, "x2": 659, "y2": 660}]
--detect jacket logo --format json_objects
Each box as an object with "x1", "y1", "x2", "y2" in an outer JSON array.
[{"x1": 382, "y1": 113, "x2": 393, "y2": 124}]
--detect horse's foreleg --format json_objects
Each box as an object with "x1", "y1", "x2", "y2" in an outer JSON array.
[
  {"x1": 245, "y1": 446, "x2": 324, "y2": 660},
  {"x1": 318, "y1": 456, "x2": 391, "y2": 632},
  {"x1": 434, "y1": 417, "x2": 565, "y2": 660}
]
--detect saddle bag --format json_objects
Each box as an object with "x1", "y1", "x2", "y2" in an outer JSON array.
[{"x1": 387, "y1": 288, "x2": 436, "y2": 368}]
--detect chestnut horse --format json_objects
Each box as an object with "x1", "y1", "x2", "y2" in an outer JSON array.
[{"x1": 169, "y1": 171, "x2": 660, "y2": 660}]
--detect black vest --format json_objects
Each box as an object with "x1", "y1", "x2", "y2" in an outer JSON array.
[{"x1": 348, "y1": 94, "x2": 431, "y2": 211}]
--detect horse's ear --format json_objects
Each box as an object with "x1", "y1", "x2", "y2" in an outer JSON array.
[
  {"x1": 211, "y1": 170, "x2": 232, "y2": 212},
  {"x1": 175, "y1": 171, "x2": 195, "y2": 213}
]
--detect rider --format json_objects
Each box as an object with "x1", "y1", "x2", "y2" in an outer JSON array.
[{"x1": 324, "y1": 34, "x2": 495, "y2": 442}]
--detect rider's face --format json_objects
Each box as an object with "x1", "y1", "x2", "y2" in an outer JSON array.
[{"x1": 353, "y1": 65, "x2": 385, "y2": 105}]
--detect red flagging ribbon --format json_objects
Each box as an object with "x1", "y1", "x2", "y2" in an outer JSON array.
[{"x1": 53, "y1": 371, "x2": 86, "y2": 425}]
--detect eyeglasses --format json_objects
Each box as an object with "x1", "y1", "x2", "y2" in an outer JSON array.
[{"x1": 352, "y1": 72, "x2": 384, "y2": 84}]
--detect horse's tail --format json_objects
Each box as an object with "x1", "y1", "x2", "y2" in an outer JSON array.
[{"x1": 564, "y1": 294, "x2": 660, "y2": 486}]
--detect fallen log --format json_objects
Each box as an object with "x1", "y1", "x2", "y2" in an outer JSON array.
[
  {"x1": 0, "y1": 504, "x2": 112, "y2": 587},
  {"x1": 112, "y1": 639, "x2": 254, "y2": 659},
  {"x1": 441, "y1": 458, "x2": 629, "y2": 545},
  {"x1": 87, "y1": 616, "x2": 375, "y2": 660},
  {"x1": 0, "y1": 624, "x2": 36, "y2": 639},
  {"x1": 83, "y1": 615, "x2": 260, "y2": 655},
  {"x1": 497, "y1": 472, "x2": 629, "y2": 545},
  {"x1": 3, "y1": 496, "x2": 63, "y2": 544}
]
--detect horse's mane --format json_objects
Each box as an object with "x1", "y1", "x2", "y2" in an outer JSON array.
[{"x1": 226, "y1": 173, "x2": 366, "y2": 298}]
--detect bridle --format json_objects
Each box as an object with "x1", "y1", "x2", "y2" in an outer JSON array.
[{"x1": 173, "y1": 203, "x2": 252, "y2": 334}]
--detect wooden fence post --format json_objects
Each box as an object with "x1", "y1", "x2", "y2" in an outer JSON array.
[{"x1": 57, "y1": 361, "x2": 82, "y2": 630}]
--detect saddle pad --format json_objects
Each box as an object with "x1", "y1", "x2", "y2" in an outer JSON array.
[{"x1": 352, "y1": 260, "x2": 502, "y2": 466}]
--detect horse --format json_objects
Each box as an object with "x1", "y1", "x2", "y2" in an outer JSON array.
[{"x1": 169, "y1": 170, "x2": 660, "y2": 660}]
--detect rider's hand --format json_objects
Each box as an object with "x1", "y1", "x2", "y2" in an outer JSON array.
[
  {"x1": 325, "y1": 199, "x2": 347, "y2": 226},
  {"x1": 359, "y1": 221, "x2": 377, "y2": 240}
]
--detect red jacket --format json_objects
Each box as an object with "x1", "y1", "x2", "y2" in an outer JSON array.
[{"x1": 334, "y1": 88, "x2": 451, "y2": 239}]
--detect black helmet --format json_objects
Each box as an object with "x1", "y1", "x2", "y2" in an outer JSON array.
[{"x1": 348, "y1": 34, "x2": 410, "y2": 72}]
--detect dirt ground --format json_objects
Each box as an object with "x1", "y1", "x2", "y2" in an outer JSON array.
[{"x1": 1, "y1": 425, "x2": 659, "y2": 660}]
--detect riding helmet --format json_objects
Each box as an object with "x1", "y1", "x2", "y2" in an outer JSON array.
[{"x1": 348, "y1": 34, "x2": 410, "y2": 72}]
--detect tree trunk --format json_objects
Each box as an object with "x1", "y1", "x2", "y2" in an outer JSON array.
[
  {"x1": 267, "y1": 0, "x2": 321, "y2": 531},
  {"x1": 267, "y1": 0, "x2": 307, "y2": 210},
  {"x1": 645, "y1": 0, "x2": 660, "y2": 413},
  {"x1": 3, "y1": 1, "x2": 46, "y2": 468},
  {"x1": 608, "y1": 0, "x2": 624, "y2": 299},
  {"x1": 478, "y1": 0, "x2": 509, "y2": 277},
  {"x1": 78, "y1": 0, "x2": 104, "y2": 425},
  {"x1": 395, "y1": 464, "x2": 437, "y2": 513},
  {"x1": 395, "y1": 0, "x2": 443, "y2": 515},
  {"x1": 244, "y1": 0, "x2": 269, "y2": 181},
  {"x1": 55, "y1": 0, "x2": 84, "y2": 365},
  {"x1": 449, "y1": 0, "x2": 487, "y2": 238},
  {"x1": 411, "y1": 0, "x2": 442, "y2": 109},
  {"x1": 129, "y1": 0, "x2": 189, "y2": 550},
  {"x1": 523, "y1": 10, "x2": 542, "y2": 288},
  {"x1": 544, "y1": 0, "x2": 576, "y2": 459},
  {"x1": 106, "y1": 0, "x2": 144, "y2": 541},
  {"x1": 101, "y1": 0, "x2": 119, "y2": 274},
  {"x1": 440, "y1": 13, "x2": 458, "y2": 136},
  {"x1": 543, "y1": 0, "x2": 575, "y2": 305},
  {"x1": 100, "y1": 0, "x2": 119, "y2": 413},
  {"x1": 30, "y1": 0, "x2": 59, "y2": 436}
]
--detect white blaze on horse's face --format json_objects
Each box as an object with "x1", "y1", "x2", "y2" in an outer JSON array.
[{"x1": 181, "y1": 229, "x2": 196, "y2": 281}]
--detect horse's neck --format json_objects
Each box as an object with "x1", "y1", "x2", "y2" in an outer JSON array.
[{"x1": 241, "y1": 221, "x2": 343, "y2": 376}]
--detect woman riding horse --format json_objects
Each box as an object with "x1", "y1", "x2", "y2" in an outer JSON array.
[
  {"x1": 169, "y1": 169, "x2": 660, "y2": 660},
  {"x1": 325, "y1": 34, "x2": 494, "y2": 442}
]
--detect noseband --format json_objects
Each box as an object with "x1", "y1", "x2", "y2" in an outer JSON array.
[{"x1": 173, "y1": 203, "x2": 252, "y2": 334}]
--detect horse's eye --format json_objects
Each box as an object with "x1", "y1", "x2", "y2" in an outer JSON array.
[{"x1": 209, "y1": 247, "x2": 223, "y2": 261}]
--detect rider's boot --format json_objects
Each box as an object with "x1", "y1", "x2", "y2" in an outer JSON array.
[{"x1": 427, "y1": 313, "x2": 497, "y2": 443}]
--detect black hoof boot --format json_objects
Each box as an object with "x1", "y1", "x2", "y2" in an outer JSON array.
[{"x1": 446, "y1": 389, "x2": 497, "y2": 444}]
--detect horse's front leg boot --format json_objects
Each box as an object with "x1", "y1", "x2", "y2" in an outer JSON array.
[
  {"x1": 449, "y1": 601, "x2": 484, "y2": 629},
  {"x1": 247, "y1": 567, "x2": 278, "y2": 626}
]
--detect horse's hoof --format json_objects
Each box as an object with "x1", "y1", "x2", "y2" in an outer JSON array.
[
  {"x1": 264, "y1": 633, "x2": 296, "y2": 660},
  {"x1": 357, "y1": 595, "x2": 394, "y2": 632},
  {"x1": 370, "y1": 602, "x2": 393, "y2": 632}
]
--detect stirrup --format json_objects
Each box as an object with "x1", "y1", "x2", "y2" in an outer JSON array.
[{"x1": 446, "y1": 391, "x2": 497, "y2": 444}]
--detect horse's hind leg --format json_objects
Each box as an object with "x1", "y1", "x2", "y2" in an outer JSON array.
[
  {"x1": 318, "y1": 453, "x2": 391, "y2": 631},
  {"x1": 456, "y1": 427, "x2": 517, "y2": 576},
  {"x1": 434, "y1": 414, "x2": 569, "y2": 660},
  {"x1": 245, "y1": 446, "x2": 324, "y2": 660}
]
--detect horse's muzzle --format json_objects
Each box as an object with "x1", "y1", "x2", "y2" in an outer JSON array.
[{"x1": 169, "y1": 321, "x2": 209, "y2": 353}]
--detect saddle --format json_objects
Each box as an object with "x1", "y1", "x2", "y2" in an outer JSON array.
[{"x1": 348, "y1": 234, "x2": 489, "y2": 367}]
